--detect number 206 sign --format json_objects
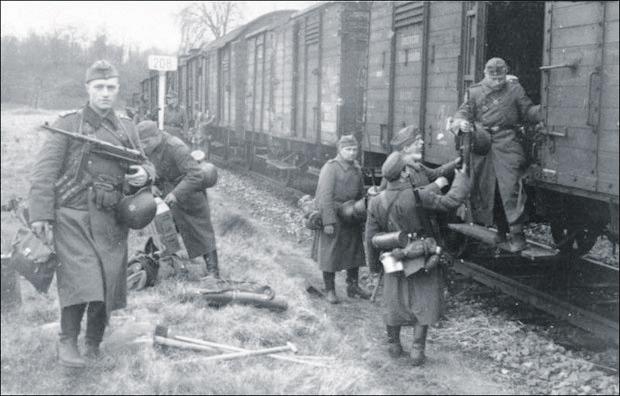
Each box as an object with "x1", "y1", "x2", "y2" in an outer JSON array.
[{"x1": 148, "y1": 55, "x2": 178, "y2": 71}]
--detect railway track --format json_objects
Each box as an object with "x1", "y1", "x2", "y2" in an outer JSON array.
[{"x1": 209, "y1": 149, "x2": 619, "y2": 346}]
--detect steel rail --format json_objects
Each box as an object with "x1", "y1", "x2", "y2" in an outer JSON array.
[{"x1": 453, "y1": 259, "x2": 619, "y2": 346}]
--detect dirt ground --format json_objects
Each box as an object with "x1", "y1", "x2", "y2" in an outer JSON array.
[{"x1": 0, "y1": 106, "x2": 606, "y2": 394}]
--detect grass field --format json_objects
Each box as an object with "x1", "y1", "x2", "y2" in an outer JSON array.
[{"x1": 0, "y1": 106, "x2": 522, "y2": 395}]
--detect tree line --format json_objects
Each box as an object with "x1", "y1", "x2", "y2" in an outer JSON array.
[
  {"x1": 1, "y1": 2, "x2": 243, "y2": 110},
  {"x1": 1, "y1": 28, "x2": 161, "y2": 109}
]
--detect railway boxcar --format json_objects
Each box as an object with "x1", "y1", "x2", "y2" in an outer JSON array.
[
  {"x1": 242, "y1": 2, "x2": 370, "y2": 177},
  {"x1": 363, "y1": 1, "x2": 618, "y2": 251},
  {"x1": 200, "y1": 11, "x2": 295, "y2": 160}
]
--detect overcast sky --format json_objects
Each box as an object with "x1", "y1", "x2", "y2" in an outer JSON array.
[{"x1": 1, "y1": 1, "x2": 317, "y2": 54}]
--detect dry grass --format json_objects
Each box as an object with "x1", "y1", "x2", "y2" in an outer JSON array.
[{"x1": 1, "y1": 106, "x2": 519, "y2": 395}]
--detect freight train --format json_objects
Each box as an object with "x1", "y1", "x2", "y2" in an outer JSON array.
[{"x1": 137, "y1": 1, "x2": 619, "y2": 257}]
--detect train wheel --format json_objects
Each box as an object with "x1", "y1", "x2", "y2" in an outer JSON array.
[{"x1": 550, "y1": 219, "x2": 600, "y2": 257}]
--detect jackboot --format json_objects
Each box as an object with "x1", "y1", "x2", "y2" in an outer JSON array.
[
  {"x1": 411, "y1": 324, "x2": 428, "y2": 366},
  {"x1": 507, "y1": 224, "x2": 526, "y2": 252},
  {"x1": 387, "y1": 325, "x2": 403, "y2": 358},
  {"x1": 346, "y1": 268, "x2": 371, "y2": 299},
  {"x1": 58, "y1": 337, "x2": 86, "y2": 368},
  {"x1": 493, "y1": 186, "x2": 510, "y2": 245},
  {"x1": 84, "y1": 302, "x2": 106, "y2": 359},
  {"x1": 203, "y1": 250, "x2": 220, "y2": 279},
  {"x1": 58, "y1": 304, "x2": 87, "y2": 368},
  {"x1": 323, "y1": 272, "x2": 339, "y2": 304}
]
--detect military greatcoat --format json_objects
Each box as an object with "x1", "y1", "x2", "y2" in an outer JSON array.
[
  {"x1": 29, "y1": 104, "x2": 155, "y2": 319},
  {"x1": 454, "y1": 79, "x2": 542, "y2": 226},
  {"x1": 315, "y1": 155, "x2": 366, "y2": 272},
  {"x1": 365, "y1": 171, "x2": 469, "y2": 326},
  {"x1": 149, "y1": 132, "x2": 216, "y2": 258},
  {"x1": 164, "y1": 105, "x2": 188, "y2": 142}
]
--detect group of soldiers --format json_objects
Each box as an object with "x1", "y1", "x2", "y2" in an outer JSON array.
[
  {"x1": 132, "y1": 90, "x2": 215, "y2": 149},
  {"x1": 27, "y1": 55, "x2": 541, "y2": 369},
  {"x1": 313, "y1": 57, "x2": 542, "y2": 366}
]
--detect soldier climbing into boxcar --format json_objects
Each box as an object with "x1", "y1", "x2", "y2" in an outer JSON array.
[
  {"x1": 315, "y1": 135, "x2": 371, "y2": 304},
  {"x1": 28, "y1": 60, "x2": 156, "y2": 368},
  {"x1": 163, "y1": 91, "x2": 189, "y2": 143},
  {"x1": 453, "y1": 57, "x2": 543, "y2": 252},
  {"x1": 374, "y1": 125, "x2": 461, "y2": 195},
  {"x1": 137, "y1": 120, "x2": 220, "y2": 279},
  {"x1": 365, "y1": 152, "x2": 470, "y2": 366}
]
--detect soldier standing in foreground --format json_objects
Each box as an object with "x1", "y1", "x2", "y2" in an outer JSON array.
[
  {"x1": 315, "y1": 135, "x2": 371, "y2": 304},
  {"x1": 163, "y1": 91, "x2": 189, "y2": 143},
  {"x1": 28, "y1": 60, "x2": 156, "y2": 368},
  {"x1": 137, "y1": 120, "x2": 220, "y2": 278},
  {"x1": 453, "y1": 57, "x2": 543, "y2": 251},
  {"x1": 365, "y1": 152, "x2": 470, "y2": 366}
]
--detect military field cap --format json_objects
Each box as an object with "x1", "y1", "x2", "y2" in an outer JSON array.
[
  {"x1": 484, "y1": 57, "x2": 507, "y2": 76},
  {"x1": 338, "y1": 134, "x2": 358, "y2": 148},
  {"x1": 85, "y1": 60, "x2": 119, "y2": 83},
  {"x1": 382, "y1": 152, "x2": 406, "y2": 182},
  {"x1": 390, "y1": 125, "x2": 422, "y2": 152},
  {"x1": 137, "y1": 120, "x2": 160, "y2": 139}
]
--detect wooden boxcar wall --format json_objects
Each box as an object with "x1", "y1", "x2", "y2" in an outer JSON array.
[
  {"x1": 364, "y1": 1, "x2": 461, "y2": 165},
  {"x1": 338, "y1": 1, "x2": 371, "y2": 141},
  {"x1": 537, "y1": 1, "x2": 619, "y2": 200},
  {"x1": 269, "y1": 23, "x2": 295, "y2": 138},
  {"x1": 422, "y1": 1, "x2": 462, "y2": 165}
]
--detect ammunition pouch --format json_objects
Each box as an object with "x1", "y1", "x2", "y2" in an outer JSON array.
[{"x1": 93, "y1": 174, "x2": 122, "y2": 210}]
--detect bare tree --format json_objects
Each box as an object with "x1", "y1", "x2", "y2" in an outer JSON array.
[{"x1": 177, "y1": 2, "x2": 243, "y2": 52}]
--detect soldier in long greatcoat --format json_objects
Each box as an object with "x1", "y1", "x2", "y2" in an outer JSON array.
[
  {"x1": 137, "y1": 120, "x2": 219, "y2": 278},
  {"x1": 453, "y1": 57, "x2": 543, "y2": 251},
  {"x1": 29, "y1": 60, "x2": 156, "y2": 368},
  {"x1": 315, "y1": 135, "x2": 370, "y2": 304},
  {"x1": 366, "y1": 152, "x2": 470, "y2": 366}
]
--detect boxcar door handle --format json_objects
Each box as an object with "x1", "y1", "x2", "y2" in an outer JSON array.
[{"x1": 539, "y1": 58, "x2": 580, "y2": 71}]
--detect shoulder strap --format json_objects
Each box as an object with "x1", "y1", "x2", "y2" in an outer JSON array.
[{"x1": 380, "y1": 189, "x2": 404, "y2": 231}]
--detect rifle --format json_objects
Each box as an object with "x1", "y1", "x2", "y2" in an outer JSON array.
[
  {"x1": 456, "y1": 127, "x2": 471, "y2": 176},
  {"x1": 41, "y1": 122, "x2": 146, "y2": 165},
  {"x1": 41, "y1": 122, "x2": 147, "y2": 205}
]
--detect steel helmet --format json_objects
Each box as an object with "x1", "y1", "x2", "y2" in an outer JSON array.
[
  {"x1": 199, "y1": 162, "x2": 218, "y2": 189},
  {"x1": 117, "y1": 187, "x2": 157, "y2": 229}
]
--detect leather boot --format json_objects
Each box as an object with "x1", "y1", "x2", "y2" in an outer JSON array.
[
  {"x1": 387, "y1": 325, "x2": 403, "y2": 358},
  {"x1": 58, "y1": 337, "x2": 86, "y2": 368},
  {"x1": 203, "y1": 250, "x2": 220, "y2": 279},
  {"x1": 346, "y1": 268, "x2": 371, "y2": 299},
  {"x1": 507, "y1": 224, "x2": 526, "y2": 252},
  {"x1": 58, "y1": 304, "x2": 86, "y2": 368},
  {"x1": 411, "y1": 324, "x2": 428, "y2": 366},
  {"x1": 84, "y1": 302, "x2": 106, "y2": 359},
  {"x1": 323, "y1": 272, "x2": 339, "y2": 304}
]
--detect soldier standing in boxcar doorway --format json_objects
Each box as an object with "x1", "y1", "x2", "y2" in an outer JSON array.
[
  {"x1": 453, "y1": 57, "x2": 543, "y2": 252},
  {"x1": 137, "y1": 121, "x2": 220, "y2": 279},
  {"x1": 365, "y1": 152, "x2": 470, "y2": 366},
  {"x1": 28, "y1": 60, "x2": 156, "y2": 368},
  {"x1": 315, "y1": 135, "x2": 371, "y2": 304},
  {"x1": 164, "y1": 92, "x2": 189, "y2": 143}
]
